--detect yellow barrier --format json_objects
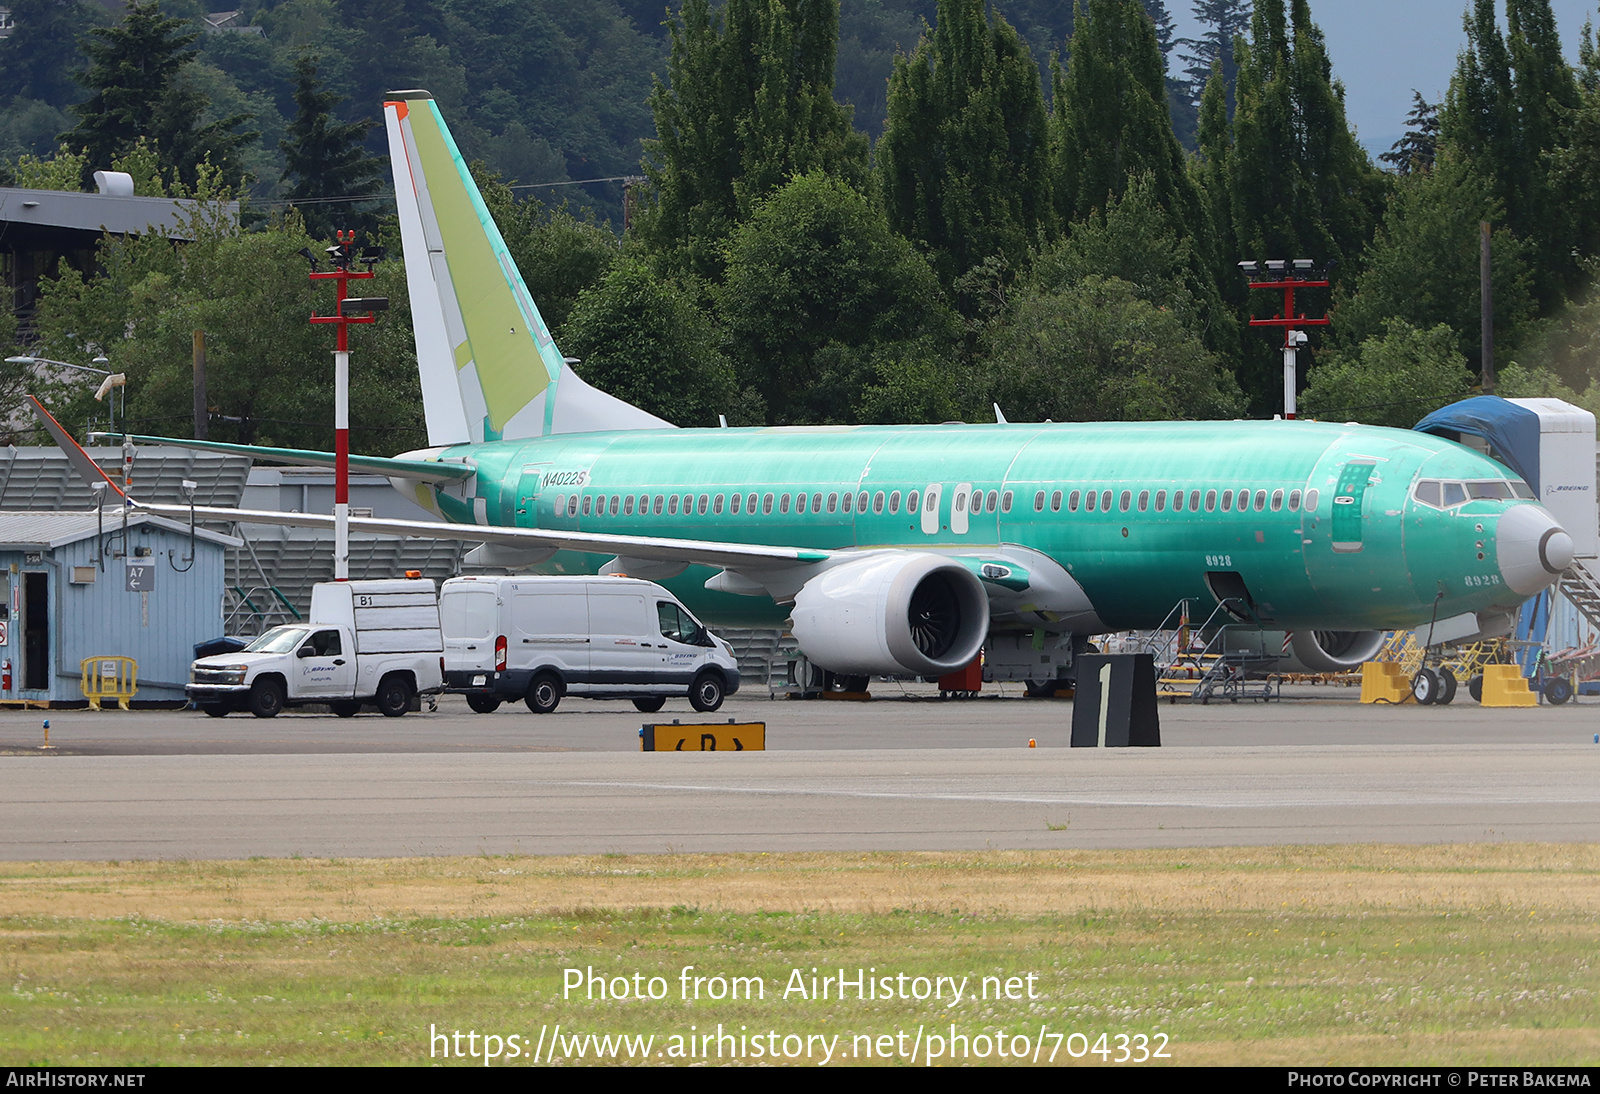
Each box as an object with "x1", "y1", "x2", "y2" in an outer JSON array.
[
  {"x1": 1478, "y1": 664, "x2": 1537, "y2": 707},
  {"x1": 1359, "y1": 661, "x2": 1410, "y2": 704},
  {"x1": 80, "y1": 656, "x2": 138, "y2": 711}
]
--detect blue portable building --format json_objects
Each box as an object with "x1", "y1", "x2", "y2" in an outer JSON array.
[{"x1": 0, "y1": 510, "x2": 239, "y2": 705}]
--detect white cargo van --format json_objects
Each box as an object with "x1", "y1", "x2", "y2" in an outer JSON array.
[
  {"x1": 439, "y1": 575, "x2": 740, "y2": 713},
  {"x1": 188, "y1": 578, "x2": 444, "y2": 718}
]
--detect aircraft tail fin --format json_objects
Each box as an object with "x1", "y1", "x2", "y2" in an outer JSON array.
[{"x1": 382, "y1": 91, "x2": 671, "y2": 445}]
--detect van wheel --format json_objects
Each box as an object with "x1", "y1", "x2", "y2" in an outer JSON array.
[
  {"x1": 248, "y1": 678, "x2": 284, "y2": 719},
  {"x1": 466, "y1": 695, "x2": 501, "y2": 714},
  {"x1": 376, "y1": 674, "x2": 411, "y2": 718},
  {"x1": 331, "y1": 700, "x2": 361, "y2": 718},
  {"x1": 689, "y1": 671, "x2": 725, "y2": 713},
  {"x1": 633, "y1": 696, "x2": 666, "y2": 713},
  {"x1": 526, "y1": 673, "x2": 562, "y2": 714}
]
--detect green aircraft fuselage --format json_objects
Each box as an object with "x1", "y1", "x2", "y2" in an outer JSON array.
[{"x1": 402, "y1": 417, "x2": 1547, "y2": 633}]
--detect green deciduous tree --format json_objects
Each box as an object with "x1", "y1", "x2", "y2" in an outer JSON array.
[
  {"x1": 718, "y1": 171, "x2": 959, "y2": 424},
  {"x1": 561, "y1": 259, "x2": 743, "y2": 427},
  {"x1": 1333, "y1": 152, "x2": 1534, "y2": 371},
  {"x1": 876, "y1": 0, "x2": 1053, "y2": 289},
  {"x1": 987, "y1": 274, "x2": 1242, "y2": 423},
  {"x1": 60, "y1": 0, "x2": 255, "y2": 189},
  {"x1": 1301, "y1": 320, "x2": 1474, "y2": 429},
  {"x1": 29, "y1": 207, "x2": 423, "y2": 452},
  {"x1": 639, "y1": 0, "x2": 867, "y2": 279}
]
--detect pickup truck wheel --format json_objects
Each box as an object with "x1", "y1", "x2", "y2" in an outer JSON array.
[
  {"x1": 376, "y1": 674, "x2": 411, "y2": 718},
  {"x1": 633, "y1": 696, "x2": 666, "y2": 713},
  {"x1": 200, "y1": 703, "x2": 230, "y2": 718},
  {"x1": 525, "y1": 673, "x2": 562, "y2": 714},
  {"x1": 248, "y1": 678, "x2": 285, "y2": 719},
  {"x1": 466, "y1": 695, "x2": 501, "y2": 714},
  {"x1": 689, "y1": 671, "x2": 725, "y2": 713},
  {"x1": 331, "y1": 700, "x2": 361, "y2": 718}
]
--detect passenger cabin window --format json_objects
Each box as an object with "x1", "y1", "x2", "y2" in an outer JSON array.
[
  {"x1": 828, "y1": 492, "x2": 839, "y2": 513},
  {"x1": 653, "y1": 495, "x2": 664, "y2": 515},
  {"x1": 624, "y1": 495, "x2": 634, "y2": 516},
  {"x1": 888, "y1": 491, "x2": 901, "y2": 514},
  {"x1": 986, "y1": 490, "x2": 998, "y2": 513},
  {"x1": 582, "y1": 495, "x2": 592, "y2": 516},
  {"x1": 747, "y1": 493, "x2": 757, "y2": 513},
  {"x1": 713, "y1": 494, "x2": 725, "y2": 515},
  {"x1": 812, "y1": 492, "x2": 823, "y2": 512},
  {"x1": 1288, "y1": 490, "x2": 1301, "y2": 511},
  {"x1": 1137, "y1": 490, "x2": 1149, "y2": 512},
  {"x1": 908, "y1": 490, "x2": 920, "y2": 514},
  {"x1": 1001, "y1": 490, "x2": 1012, "y2": 513},
  {"x1": 1034, "y1": 490, "x2": 1046, "y2": 512},
  {"x1": 1188, "y1": 490, "x2": 1201, "y2": 511},
  {"x1": 763, "y1": 493, "x2": 774, "y2": 514},
  {"x1": 1051, "y1": 490, "x2": 1063, "y2": 512},
  {"x1": 1068, "y1": 490, "x2": 1080, "y2": 512},
  {"x1": 1305, "y1": 489, "x2": 1320, "y2": 511},
  {"x1": 668, "y1": 495, "x2": 679, "y2": 515},
  {"x1": 842, "y1": 492, "x2": 853, "y2": 513},
  {"x1": 858, "y1": 491, "x2": 870, "y2": 512},
  {"x1": 954, "y1": 492, "x2": 966, "y2": 513},
  {"x1": 796, "y1": 493, "x2": 808, "y2": 514},
  {"x1": 1100, "y1": 490, "x2": 1112, "y2": 511},
  {"x1": 1255, "y1": 490, "x2": 1267, "y2": 511},
  {"x1": 1154, "y1": 490, "x2": 1165, "y2": 511},
  {"x1": 1172, "y1": 490, "x2": 1183, "y2": 512},
  {"x1": 1205, "y1": 490, "x2": 1217, "y2": 512},
  {"x1": 731, "y1": 493, "x2": 742, "y2": 514},
  {"x1": 1085, "y1": 490, "x2": 1096, "y2": 512},
  {"x1": 568, "y1": 495, "x2": 578, "y2": 516},
  {"x1": 1270, "y1": 489, "x2": 1283, "y2": 511},
  {"x1": 1221, "y1": 490, "x2": 1232, "y2": 511},
  {"x1": 779, "y1": 494, "x2": 790, "y2": 514},
  {"x1": 609, "y1": 495, "x2": 620, "y2": 516}
]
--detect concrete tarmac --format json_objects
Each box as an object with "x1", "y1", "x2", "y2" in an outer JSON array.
[{"x1": 1, "y1": 688, "x2": 1597, "y2": 858}]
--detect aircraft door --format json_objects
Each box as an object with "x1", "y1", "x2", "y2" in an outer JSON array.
[
  {"x1": 950, "y1": 482, "x2": 972, "y2": 535},
  {"x1": 1331, "y1": 459, "x2": 1376, "y2": 553},
  {"x1": 515, "y1": 464, "x2": 549, "y2": 527},
  {"x1": 921, "y1": 484, "x2": 942, "y2": 535}
]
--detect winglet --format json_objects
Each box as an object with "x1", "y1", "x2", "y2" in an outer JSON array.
[{"x1": 27, "y1": 395, "x2": 125, "y2": 499}]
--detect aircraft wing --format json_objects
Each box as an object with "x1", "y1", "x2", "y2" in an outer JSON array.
[
  {"x1": 89, "y1": 433, "x2": 475, "y2": 483},
  {"x1": 135, "y1": 503, "x2": 832, "y2": 572}
]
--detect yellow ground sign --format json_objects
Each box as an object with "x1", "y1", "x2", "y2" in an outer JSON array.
[{"x1": 641, "y1": 722, "x2": 766, "y2": 752}]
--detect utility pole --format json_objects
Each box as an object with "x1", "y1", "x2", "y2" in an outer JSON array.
[
  {"x1": 1240, "y1": 259, "x2": 1331, "y2": 419},
  {"x1": 307, "y1": 230, "x2": 386, "y2": 581}
]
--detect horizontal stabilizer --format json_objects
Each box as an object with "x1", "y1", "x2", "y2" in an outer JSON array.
[
  {"x1": 28, "y1": 396, "x2": 126, "y2": 498},
  {"x1": 91, "y1": 434, "x2": 475, "y2": 483}
]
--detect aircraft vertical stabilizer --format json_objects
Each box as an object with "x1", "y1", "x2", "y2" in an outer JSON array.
[{"x1": 383, "y1": 91, "x2": 672, "y2": 445}]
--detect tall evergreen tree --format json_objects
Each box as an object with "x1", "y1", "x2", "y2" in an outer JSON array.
[
  {"x1": 1224, "y1": 0, "x2": 1381, "y2": 413},
  {"x1": 1176, "y1": 0, "x2": 1251, "y2": 114},
  {"x1": 1443, "y1": 0, "x2": 1579, "y2": 302},
  {"x1": 1381, "y1": 92, "x2": 1440, "y2": 175},
  {"x1": 876, "y1": 0, "x2": 1054, "y2": 289},
  {"x1": 60, "y1": 0, "x2": 253, "y2": 189},
  {"x1": 279, "y1": 56, "x2": 383, "y2": 241},
  {"x1": 0, "y1": 0, "x2": 99, "y2": 107},
  {"x1": 639, "y1": 0, "x2": 867, "y2": 279},
  {"x1": 1052, "y1": 0, "x2": 1199, "y2": 233}
]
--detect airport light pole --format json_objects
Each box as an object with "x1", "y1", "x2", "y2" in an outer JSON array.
[
  {"x1": 4, "y1": 354, "x2": 124, "y2": 436},
  {"x1": 306, "y1": 230, "x2": 386, "y2": 581},
  {"x1": 1239, "y1": 259, "x2": 1330, "y2": 420}
]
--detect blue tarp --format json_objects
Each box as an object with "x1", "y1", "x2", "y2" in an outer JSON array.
[{"x1": 1412, "y1": 396, "x2": 1543, "y2": 490}]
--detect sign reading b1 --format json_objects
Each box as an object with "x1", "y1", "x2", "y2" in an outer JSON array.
[{"x1": 125, "y1": 558, "x2": 155, "y2": 593}]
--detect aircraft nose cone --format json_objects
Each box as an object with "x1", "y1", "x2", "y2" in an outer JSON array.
[{"x1": 1497, "y1": 504, "x2": 1573, "y2": 595}]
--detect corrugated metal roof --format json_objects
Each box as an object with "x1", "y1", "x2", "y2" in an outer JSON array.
[{"x1": 0, "y1": 510, "x2": 240, "y2": 549}]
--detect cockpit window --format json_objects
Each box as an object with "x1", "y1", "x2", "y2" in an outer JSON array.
[
  {"x1": 1442, "y1": 482, "x2": 1468, "y2": 506},
  {"x1": 1467, "y1": 480, "x2": 1513, "y2": 500},
  {"x1": 1414, "y1": 480, "x2": 1442, "y2": 508},
  {"x1": 1511, "y1": 480, "x2": 1535, "y2": 499},
  {"x1": 1417, "y1": 478, "x2": 1530, "y2": 508}
]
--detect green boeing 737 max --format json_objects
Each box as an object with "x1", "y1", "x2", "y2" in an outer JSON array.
[{"x1": 71, "y1": 91, "x2": 1574, "y2": 685}]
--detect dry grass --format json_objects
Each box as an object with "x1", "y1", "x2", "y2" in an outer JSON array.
[{"x1": 1, "y1": 844, "x2": 1596, "y2": 923}]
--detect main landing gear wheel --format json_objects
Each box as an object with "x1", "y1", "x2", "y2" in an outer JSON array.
[
  {"x1": 1436, "y1": 667, "x2": 1458, "y2": 706},
  {"x1": 526, "y1": 673, "x2": 562, "y2": 714},
  {"x1": 466, "y1": 695, "x2": 502, "y2": 714},
  {"x1": 1468, "y1": 674, "x2": 1484, "y2": 703},
  {"x1": 633, "y1": 696, "x2": 666, "y2": 713}
]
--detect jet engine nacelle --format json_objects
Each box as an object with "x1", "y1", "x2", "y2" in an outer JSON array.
[
  {"x1": 790, "y1": 553, "x2": 989, "y2": 676},
  {"x1": 1287, "y1": 629, "x2": 1388, "y2": 672}
]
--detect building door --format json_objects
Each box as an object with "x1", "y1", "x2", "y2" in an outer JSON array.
[{"x1": 23, "y1": 571, "x2": 47, "y2": 691}]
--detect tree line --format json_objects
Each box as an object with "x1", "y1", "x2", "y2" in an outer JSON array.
[{"x1": 6, "y1": 0, "x2": 1600, "y2": 451}]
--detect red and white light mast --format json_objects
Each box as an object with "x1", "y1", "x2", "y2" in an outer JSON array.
[
  {"x1": 308, "y1": 230, "x2": 386, "y2": 580},
  {"x1": 1240, "y1": 259, "x2": 1330, "y2": 420}
]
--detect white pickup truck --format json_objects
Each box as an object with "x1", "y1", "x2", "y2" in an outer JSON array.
[{"x1": 188, "y1": 578, "x2": 444, "y2": 718}]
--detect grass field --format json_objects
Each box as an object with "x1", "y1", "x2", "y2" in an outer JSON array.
[{"x1": 1, "y1": 845, "x2": 1597, "y2": 1066}]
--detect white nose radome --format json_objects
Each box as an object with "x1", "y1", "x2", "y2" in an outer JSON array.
[{"x1": 1497, "y1": 504, "x2": 1574, "y2": 596}]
